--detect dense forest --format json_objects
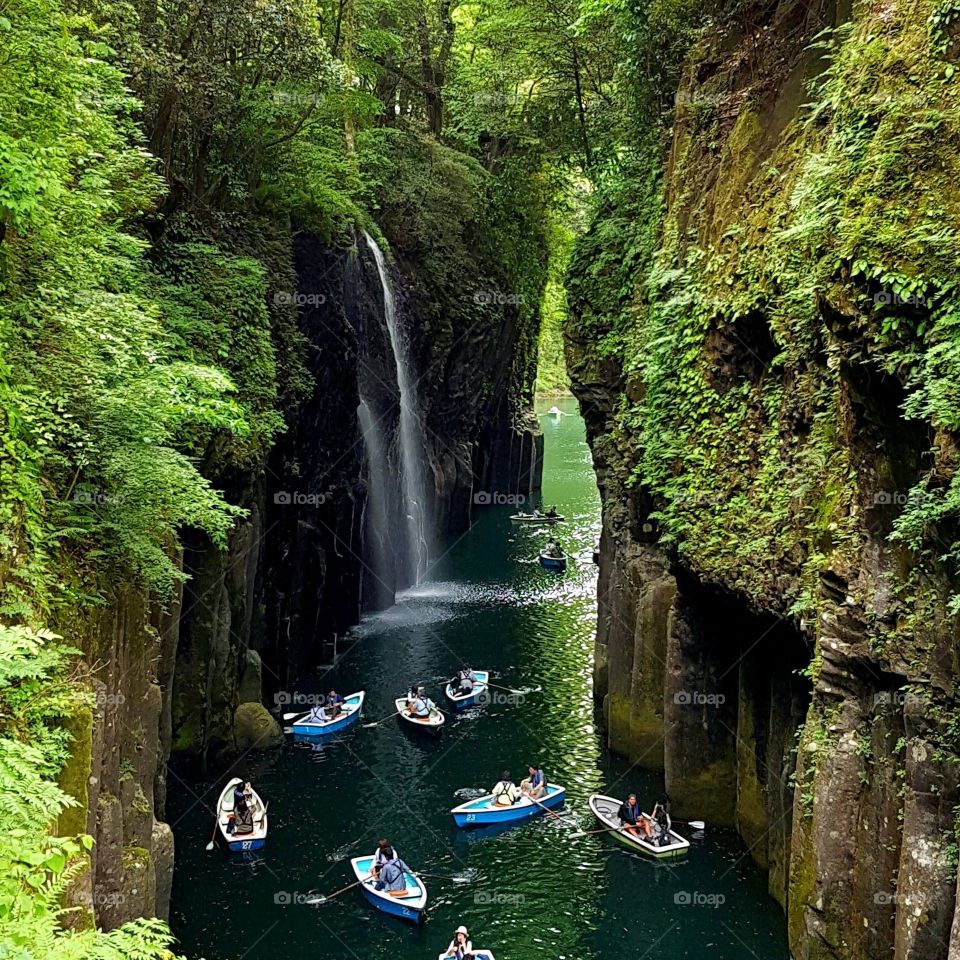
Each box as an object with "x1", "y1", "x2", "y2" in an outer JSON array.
[{"x1": 3, "y1": 0, "x2": 960, "y2": 953}]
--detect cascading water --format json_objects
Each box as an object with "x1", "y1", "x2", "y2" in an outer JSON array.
[
  {"x1": 357, "y1": 397, "x2": 392, "y2": 606},
  {"x1": 362, "y1": 231, "x2": 431, "y2": 585}
]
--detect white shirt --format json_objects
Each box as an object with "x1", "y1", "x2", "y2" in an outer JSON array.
[{"x1": 446, "y1": 939, "x2": 473, "y2": 957}]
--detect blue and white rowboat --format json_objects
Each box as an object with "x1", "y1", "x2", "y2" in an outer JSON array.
[
  {"x1": 451, "y1": 783, "x2": 566, "y2": 827},
  {"x1": 444, "y1": 670, "x2": 490, "y2": 710},
  {"x1": 290, "y1": 691, "x2": 365, "y2": 735},
  {"x1": 438, "y1": 952, "x2": 495, "y2": 960},
  {"x1": 349, "y1": 855, "x2": 427, "y2": 923},
  {"x1": 538, "y1": 549, "x2": 567, "y2": 572},
  {"x1": 216, "y1": 777, "x2": 268, "y2": 852}
]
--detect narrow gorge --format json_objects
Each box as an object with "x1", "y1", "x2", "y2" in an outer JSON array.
[{"x1": 2, "y1": 0, "x2": 959, "y2": 957}]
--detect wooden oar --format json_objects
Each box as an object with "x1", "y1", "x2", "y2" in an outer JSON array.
[
  {"x1": 418, "y1": 871, "x2": 473, "y2": 883},
  {"x1": 485, "y1": 681, "x2": 525, "y2": 695},
  {"x1": 363, "y1": 709, "x2": 402, "y2": 728},
  {"x1": 530, "y1": 794, "x2": 574, "y2": 824},
  {"x1": 311, "y1": 878, "x2": 365, "y2": 904},
  {"x1": 204, "y1": 813, "x2": 220, "y2": 851},
  {"x1": 282, "y1": 711, "x2": 306, "y2": 721}
]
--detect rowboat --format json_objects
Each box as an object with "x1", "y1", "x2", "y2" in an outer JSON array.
[
  {"x1": 395, "y1": 696, "x2": 445, "y2": 732},
  {"x1": 438, "y1": 952, "x2": 495, "y2": 960},
  {"x1": 510, "y1": 512, "x2": 565, "y2": 524},
  {"x1": 349, "y1": 855, "x2": 427, "y2": 923},
  {"x1": 215, "y1": 778, "x2": 268, "y2": 852},
  {"x1": 289, "y1": 691, "x2": 365, "y2": 735},
  {"x1": 451, "y1": 783, "x2": 566, "y2": 827},
  {"x1": 444, "y1": 670, "x2": 490, "y2": 710},
  {"x1": 539, "y1": 549, "x2": 567, "y2": 572},
  {"x1": 587, "y1": 793, "x2": 690, "y2": 858}
]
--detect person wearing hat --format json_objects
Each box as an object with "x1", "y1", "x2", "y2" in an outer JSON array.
[{"x1": 442, "y1": 925, "x2": 473, "y2": 959}]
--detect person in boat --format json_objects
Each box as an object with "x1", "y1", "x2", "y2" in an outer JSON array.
[
  {"x1": 306, "y1": 701, "x2": 330, "y2": 723},
  {"x1": 651, "y1": 797, "x2": 672, "y2": 845},
  {"x1": 442, "y1": 925, "x2": 473, "y2": 959},
  {"x1": 520, "y1": 763, "x2": 545, "y2": 799},
  {"x1": 618, "y1": 793, "x2": 652, "y2": 839},
  {"x1": 545, "y1": 540, "x2": 563, "y2": 558},
  {"x1": 371, "y1": 838, "x2": 395, "y2": 878},
  {"x1": 232, "y1": 784, "x2": 254, "y2": 835},
  {"x1": 545, "y1": 505, "x2": 558, "y2": 518},
  {"x1": 325, "y1": 689, "x2": 345, "y2": 718},
  {"x1": 491, "y1": 769, "x2": 521, "y2": 806},
  {"x1": 454, "y1": 666, "x2": 475, "y2": 695},
  {"x1": 373, "y1": 846, "x2": 413, "y2": 898},
  {"x1": 408, "y1": 690, "x2": 435, "y2": 719}
]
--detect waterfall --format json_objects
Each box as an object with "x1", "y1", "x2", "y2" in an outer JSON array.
[
  {"x1": 363, "y1": 232, "x2": 430, "y2": 584},
  {"x1": 357, "y1": 397, "x2": 391, "y2": 603}
]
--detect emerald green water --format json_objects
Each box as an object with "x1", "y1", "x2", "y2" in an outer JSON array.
[{"x1": 168, "y1": 395, "x2": 789, "y2": 959}]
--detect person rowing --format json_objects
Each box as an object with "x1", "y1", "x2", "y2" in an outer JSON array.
[
  {"x1": 407, "y1": 689, "x2": 436, "y2": 720},
  {"x1": 306, "y1": 701, "x2": 329, "y2": 723},
  {"x1": 618, "y1": 792, "x2": 653, "y2": 839},
  {"x1": 545, "y1": 505, "x2": 558, "y2": 518},
  {"x1": 491, "y1": 769, "x2": 521, "y2": 806},
  {"x1": 325, "y1": 689, "x2": 345, "y2": 718},
  {"x1": 373, "y1": 845, "x2": 413, "y2": 898},
  {"x1": 520, "y1": 763, "x2": 546, "y2": 799},
  {"x1": 454, "y1": 666, "x2": 475, "y2": 695},
  {"x1": 442, "y1": 925, "x2": 473, "y2": 959},
  {"x1": 230, "y1": 782, "x2": 255, "y2": 835},
  {"x1": 544, "y1": 539, "x2": 563, "y2": 558},
  {"x1": 651, "y1": 796, "x2": 672, "y2": 845},
  {"x1": 370, "y1": 838, "x2": 397, "y2": 878}
]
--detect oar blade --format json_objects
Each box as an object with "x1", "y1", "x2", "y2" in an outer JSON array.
[{"x1": 687, "y1": 820, "x2": 705, "y2": 830}]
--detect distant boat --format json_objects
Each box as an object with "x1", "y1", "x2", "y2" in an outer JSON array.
[
  {"x1": 548, "y1": 406, "x2": 563, "y2": 417},
  {"x1": 349, "y1": 855, "x2": 427, "y2": 923},
  {"x1": 587, "y1": 793, "x2": 690, "y2": 859},
  {"x1": 450, "y1": 784, "x2": 566, "y2": 827},
  {"x1": 539, "y1": 548, "x2": 567, "y2": 572},
  {"x1": 395, "y1": 696, "x2": 445, "y2": 732},
  {"x1": 215, "y1": 778, "x2": 268, "y2": 853},
  {"x1": 510, "y1": 511, "x2": 565, "y2": 524},
  {"x1": 444, "y1": 670, "x2": 490, "y2": 710},
  {"x1": 438, "y1": 952, "x2": 496, "y2": 960},
  {"x1": 289, "y1": 691, "x2": 364, "y2": 736}
]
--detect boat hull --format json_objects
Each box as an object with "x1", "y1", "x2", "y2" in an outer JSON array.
[
  {"x1": 438, "y1": 953, "x2": 495, "y2": 960},
  {"x1": 538, "y1": 552, "x2": 567, "y2": 572},
  {"x1": 350, "y1": 856, "x2": 426, "y2": 923},
  {"x1": 395, "y1": 697, "x2": 445, "y2": 732},
  {"x1": 216, "y1": 778, "x2": 268, "y2": 853},
  {"x1": 587, "y1": 794, "x2": 690, "y2": 859},
  {"x1": 290, "y1": 691, "x2": 364, "y2": 736},
  {"x1": 444, "y1": 670, "x2": 490, "y2": 710},
  {"x1": 510, "y1": 514, "x2": 565, "y2": 525},
  {"x1": 451, "y1": 784, "x2": 565, "y2": 827}
]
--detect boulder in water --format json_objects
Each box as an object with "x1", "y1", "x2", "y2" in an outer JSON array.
[{"x1": 233, "y1": 702, "x2": 283, "y2": 752}]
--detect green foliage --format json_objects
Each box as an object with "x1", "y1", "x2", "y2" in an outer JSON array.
[{"x1": 0, "y1": 624, "x2": 182, "y2": 958}]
